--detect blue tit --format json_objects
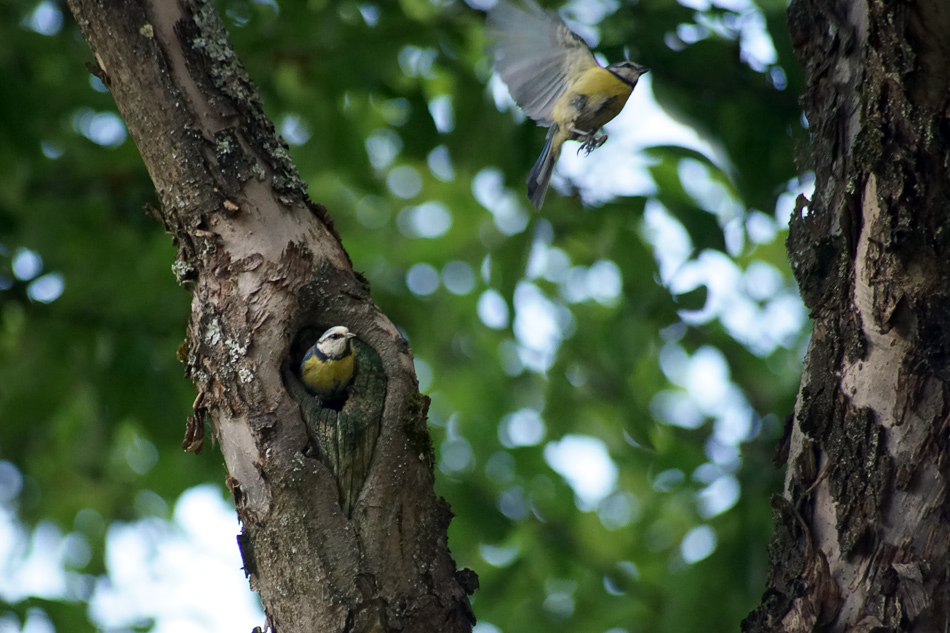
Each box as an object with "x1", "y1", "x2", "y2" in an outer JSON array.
[
  {"x1": 486, "y1": 0, "x2": 648, "y2": 209},
  {"x1": 300, "y1": 326, "x2": 357, "y2": 400}
]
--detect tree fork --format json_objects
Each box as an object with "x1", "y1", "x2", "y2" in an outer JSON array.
[
  {"x1": 65, "y1": 0, "x2": 476, "y2": 630},
  {"x1": 745, "y1": 1, "x2": 950, "y2": 631}
]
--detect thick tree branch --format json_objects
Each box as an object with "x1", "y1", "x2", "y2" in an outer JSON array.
[
  {"x1": 66, "y1": 0, "x2": 476, "y2": 630},
  {"x1": 745, "y1": 1, "x2": 950, "y2": 631}
]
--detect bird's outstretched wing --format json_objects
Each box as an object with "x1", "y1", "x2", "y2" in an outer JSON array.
[{"x1": 486, "y1": 0, "x2": 599, "y2": 127}]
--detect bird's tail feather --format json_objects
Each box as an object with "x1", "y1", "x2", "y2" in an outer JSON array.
[{"x1": 527, "y1": 126, "x2": 560, "y2": 210}]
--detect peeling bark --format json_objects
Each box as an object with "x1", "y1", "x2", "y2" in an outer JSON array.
[
  {"x1": 745, "y1": 1, "x2": 950, "y2": 631},
  {"x1": 65, "y1": 1, "x2": 476, "y2": 630}
]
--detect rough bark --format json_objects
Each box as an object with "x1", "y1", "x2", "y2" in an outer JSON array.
[
  {"x1": 744, "y1": 0, "x2": 950, "y2": 631},
  {"x1": 65, "y1": 1, "x2": 477, "y2": 631}
]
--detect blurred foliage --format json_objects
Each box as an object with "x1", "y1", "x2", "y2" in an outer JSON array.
[{"x1": 0, "y1": 0, "x2": 811, "y2": 631}]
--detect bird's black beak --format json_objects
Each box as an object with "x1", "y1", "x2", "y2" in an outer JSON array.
[{"x1": 637, "y1": 65, "x2": 650, "y2": 74}]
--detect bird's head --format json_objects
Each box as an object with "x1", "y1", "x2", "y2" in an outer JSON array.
[
  {"x1": 316, "y1": 326, "x2": 357, "y2": 359},
  {"x1": 606, "y1": 61, "x2": 649, "y2": 87}
]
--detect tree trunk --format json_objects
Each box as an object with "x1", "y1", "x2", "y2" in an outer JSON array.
[
  {"x1": 65, "y1": 1, "x2": 476, "y2": 631},
  {"x1": 745, "y1": 0, "x2": 950, "y2": 631}
]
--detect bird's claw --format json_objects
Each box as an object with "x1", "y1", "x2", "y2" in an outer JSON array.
[{"x1": 577, "y1": 134, "x2": 607, "y2": 156}]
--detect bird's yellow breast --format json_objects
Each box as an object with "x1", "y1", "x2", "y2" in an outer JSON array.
[
  {"x1": 551, "y1": 66, "x2": 634, "y2": 134},
  {"x1": 301, "y1": 353, "x2": 355, "y2": 399}
]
